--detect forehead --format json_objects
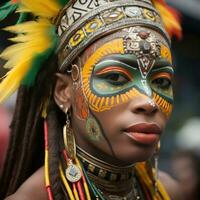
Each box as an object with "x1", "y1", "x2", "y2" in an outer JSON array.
[{"x1": 78, "y1": 26, "x2": 171, "y2": 67}]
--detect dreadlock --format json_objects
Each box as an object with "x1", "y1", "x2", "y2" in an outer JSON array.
[
  {"x1": 47, "y1": 100, "x2": 65, "y2": 200},
  {"x1": 0, "y1": 53, "x2": 67, "y2": 199}
]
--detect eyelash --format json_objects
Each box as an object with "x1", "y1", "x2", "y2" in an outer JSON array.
[
  {"x1": 151, "y1": 72, "x2": 173, "y2": 89},
  {"x1": 95, "y1": 66, "x2": 132, "y2": 85}
]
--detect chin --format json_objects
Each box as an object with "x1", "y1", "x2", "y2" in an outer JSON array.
[{"x1": 114, "y1": 145, "x2": 156, "y2": 165}]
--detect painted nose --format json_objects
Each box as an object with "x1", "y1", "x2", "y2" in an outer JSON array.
[{"x1": 131, "y1": 97, "x2": 158, "y2": 115}]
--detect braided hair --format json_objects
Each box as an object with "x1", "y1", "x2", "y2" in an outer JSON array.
[{"x1": 0, "y1": 54, "x2": 68, "y2": 199}]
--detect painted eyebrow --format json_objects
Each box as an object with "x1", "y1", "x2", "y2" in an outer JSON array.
[
  {"x1": 96, "y1": 55, "x2": 174, "y2": 73},
  {"x1": 153, "y1": 58, "x2": 173, "y2": 69},
  {"x1": 97, "y1": 54, "x2": 138, "y2": 69},
  {"x1": 151, "y1": 58, "x2": 174, "y2": 74}
]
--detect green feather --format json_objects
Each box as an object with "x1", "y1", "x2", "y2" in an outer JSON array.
[
  {"x1": 22, "y1": 26, "x2": 58, "y2": 86},
  {"x1": 17, "y1": 13, "x2": 28, "y2": 24},
  {"x1": 0, "y1": 1, "x2": 12, "y2": 9},
  {"x1": 57, "y1": 0, "x2": 69, "y2": 6},
  {"x1": 0, "y1": 1, "x2": 18, "y2": 21}
]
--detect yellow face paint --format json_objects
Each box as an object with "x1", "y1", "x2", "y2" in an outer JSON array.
[
  {"x1": 153, "y1": 92, "x2": 173, "y2": 117},
  {"x1": 80, "y1": 28, "x2": 173, "y2": 117},
  {"x1": 160, "y1": 44, "x2": 172, "y2": 64}
]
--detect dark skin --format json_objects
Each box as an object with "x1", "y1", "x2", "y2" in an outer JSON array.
[
  {"x1": 5, "y1": 30, "x2": 183, "y2": 199},
  {"x1": 55, "y1": 30, "x2": 170, "y2": 166},
  {"x1": 5, "y1": 74, "x2": 183, "y2": 200}
]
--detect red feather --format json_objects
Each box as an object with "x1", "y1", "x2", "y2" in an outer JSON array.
[{"x1": 152, "y1": 0, "x2": 182, "y2": 39}]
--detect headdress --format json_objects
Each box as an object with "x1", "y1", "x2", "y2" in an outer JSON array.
[
  {"x1": 0, "y1": 0, "x2": 181, "y2": 103},
  {"x1": 0, "y1": 0, "x2": 181, "y2": 199}
]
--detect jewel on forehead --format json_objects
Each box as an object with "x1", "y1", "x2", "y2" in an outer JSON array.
[
  {"x1": 123, "y1": 27, "x2": 161, "y2": 79},
  {"x1": 138, "y1": 31, "x2": 150, "y2": 39},
  {"x1": 140, "y1": 40, "x2": 151, "y2": 53},
  {"x1": 137, "y1": 31, "x2": 151, "y2": 54}
]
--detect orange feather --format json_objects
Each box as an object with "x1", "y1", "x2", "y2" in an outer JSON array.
[{"x1": 152, "y1": 0, "x2": 182, "y2": 39}]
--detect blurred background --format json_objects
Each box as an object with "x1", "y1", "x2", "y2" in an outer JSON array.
[
  {"x1": 0, "y1": 0, "x2": 200, "y2": 198},
  {"x1": 160, "y1": 0, "x2": 200, "y2": 168}
]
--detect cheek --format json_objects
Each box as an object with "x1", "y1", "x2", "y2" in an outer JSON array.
[
  {"x1": 85, "y1": 114, "x2": 104, "y2": 141},
  {"x1": 82, "y1": 70, "x2": 147, "y2": 113},
  {"x1": 72, "y1": 83, "x2": 104, "y2": 142},
  {"x1": 73, "y1": 85, "x2": 89, "y2": 121},
  {"x1": 153, "y1": 92, "x2": 173, "y2": 117}
]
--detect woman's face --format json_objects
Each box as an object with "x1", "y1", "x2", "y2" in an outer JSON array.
[{"x1": 65, "y1": 27, "x2": 173, "y2": 165}]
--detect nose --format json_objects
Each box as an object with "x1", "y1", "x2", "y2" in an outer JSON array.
[{"x1": 130, "y1": 96, "x2": 158, "y2": 115}]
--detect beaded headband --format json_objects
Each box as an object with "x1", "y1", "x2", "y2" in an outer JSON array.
[
  {"x1": 0, "y1": 0, "x2": 181, "y2": 103},
  {"x1": 56, "y1": 0, "x2": 171, "y2": 71}
]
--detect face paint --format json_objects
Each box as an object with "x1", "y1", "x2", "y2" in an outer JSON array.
[
  {"x1": 72, "y1": 64, "x2": 89, "y2": 120},
  {"x1": 123, "y1": 27, "x2": 174, "y2": 117},
  {"x1": 82, "y1": 39, "x2": 147, "y2": 112},
  {"x1": 150, "y1": 62, "x2": 174, "y2": 116},
  {"x1": 74, "y1": 86, "x2": 89, "y2": 120},
  {"x1": 86, "y1": 114, "x2": 102, "y2": 141},
  {"x1": 81, "y1": 27, "x2": 173, "y2": 117}
]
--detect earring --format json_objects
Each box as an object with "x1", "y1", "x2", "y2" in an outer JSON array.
[
  {"x1": 60, "y1": 104, "x2": 64, "y2": 110},
  {"x1": 71, "y1": 64, "x2": 80, "y2": 89},
  {"x1": 153, "y1": 141, "x2": 160, "y2": 192},
  {"x1": 63, "y1": 108, "x2": 76, "y2": 160},
  {"x1": 63, "y1": 108, "x2": 81, "y2": 183}
]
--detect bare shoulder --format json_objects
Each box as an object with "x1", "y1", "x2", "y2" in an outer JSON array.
[
  {"x1": 5, "y1": 167, "x2": 47, "y2": 200},
  {"x1": 159, "y1": 170, "x2": 183, "y2": 200}
]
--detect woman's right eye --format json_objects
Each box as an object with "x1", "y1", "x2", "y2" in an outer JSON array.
[
  {"x1": 102, "y1": 72, "x2": 130, "y2": 85},
  {"x1": 95, "y1": 66, "x2": 132, "y2": 86}
]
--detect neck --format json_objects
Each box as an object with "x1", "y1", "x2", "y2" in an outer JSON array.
[{"x1": 77, "y1": 146, "x2": 141, "y2": 199}]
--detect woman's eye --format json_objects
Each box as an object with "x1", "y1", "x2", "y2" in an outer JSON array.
[
  {"x1": 101, "y1": 73, "x2": 130, "y2": 85},
  {"x1": 151, "y1": 77, "x2": 171, "y2": 89}
]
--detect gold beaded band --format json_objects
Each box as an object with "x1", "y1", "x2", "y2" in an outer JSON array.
[{"x1": 77, "y1": 146, "x2": 134, "y2": 182}]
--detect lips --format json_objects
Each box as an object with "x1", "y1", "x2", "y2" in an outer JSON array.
[{"x1": 124, "y1": 123, "x2": 162, "y2": 145}]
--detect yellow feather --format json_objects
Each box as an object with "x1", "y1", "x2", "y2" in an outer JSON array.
[
  {"x1": 4, "y1": 19, "x2": 52, "y2": 34},
  {"x1": 0, "y1": 19, "x2": 53, "y2": 103},
  {"x1": 0, "y1": 61, "x2": 31, "y2": 103},
  {"x1": 156, "y1": 4, "x2": 180, "y2": 30},
  {"x1": 17, "y1": 0, "x2": 61, "y2": 18},
  {"x1": 1, "y1": 35, "x2": 52, "y2": 60}
]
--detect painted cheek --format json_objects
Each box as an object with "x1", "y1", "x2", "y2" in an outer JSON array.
[
  {"x1": 85, "y1": 114, "x2": 103, "y2": 141},
  {"x1": 73, "y1": 80, "x2": 103, "y2": 142},
  {"x1": 153, "y1": 92, "x2": 173, "y2": 117},
  {"x1": 74, "y1": 86, "x2": 89, "y2": 120},
  {"x1": 150, "y1": 72, "x2": 174, "y2": 117}
]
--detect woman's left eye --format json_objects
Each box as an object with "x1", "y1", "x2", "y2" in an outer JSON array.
[{"x1": 151, "y1": 77, "x2": 171, "y2": 89}]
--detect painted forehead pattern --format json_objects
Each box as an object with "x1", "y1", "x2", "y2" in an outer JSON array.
[{"x1": 123, "y1": 27, "x2": 171, "y2": 79}]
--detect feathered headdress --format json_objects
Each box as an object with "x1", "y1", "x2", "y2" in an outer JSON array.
[
  {"x1": 0, "y1": 0, "x2": 181, "y2": 103},
  {"x1": 152, "y1": 0, "x2": 182, "y2": 38},
  {"x1": 0, "y1": 0, "x2": 68, "y2": 102}
]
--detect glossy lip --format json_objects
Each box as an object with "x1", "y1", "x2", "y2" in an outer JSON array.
[{"x1": 123, "y1": 123, "x2": 162, "y2": 145}]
